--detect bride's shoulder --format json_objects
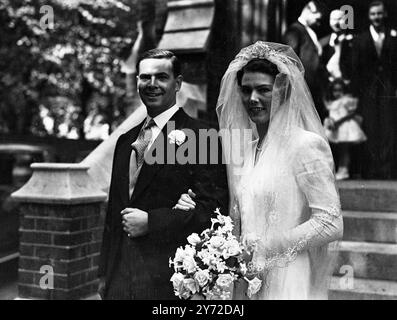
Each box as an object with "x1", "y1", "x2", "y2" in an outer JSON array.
[
  {"x1": 290, "y1": 128, "x2": 329, "y2": 150},
  {"x1": 289, "y1": 129, "x2": 332, "y2": 164}
]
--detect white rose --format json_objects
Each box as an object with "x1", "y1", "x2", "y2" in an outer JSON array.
[
  {"x1": 179, "y1": 284, "x2": 192, "y2": 300},
  {"x1": 194, "y1": 269, "x2": 210, "y2": 287},
  {"x1": 187, "y1": 233, "x2": 201, "y2": 246},
  {"x1": 183, "y1": 278, "x2": 199, "y2": 294},
  {"x1": 223, "y1": 239, "x2": 242, "y2": 259},
  {"x1": 222, "y1": 220, "x2": 234, "y2": 233},
  {"x1": 170, "y1": 273, "x2": 185, "y2": 292},
  {"x1": 197, "y1": 249, "x2": 212, "y2": 266},
  {"x1": 174, "y1": 247, "x2": 186, "y2": 263},
  {"x1": 168, "y1": 130, "x2": 186, "y2": 146},
  {"x1": 209, "y1": 236, "x2": 226, "y2": 249},
  {"x1": 247, "y1": 277, "x2": 262, "y2": 298},
  {"x1": 217, "y1": 214, "x2": 232, "y2": 226},
  {"x1": 216, "y1": 261, "x2": 227, "y2": 273},
  {"x1": 183, "y1": 255, "x2": 197, "y2": 273},
  {"x1": 216, "y1": 274, "x2": 234, "y2": 289},
  {"x1": 184, "y1": 245, "x2": 196, "y2": 257}
]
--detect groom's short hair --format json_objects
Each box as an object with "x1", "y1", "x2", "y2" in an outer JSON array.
[
  {"x1": 237, "y1": 58, "x2": 279, "y2": 86},
  {"x1": 136, "y1": 49, "x2": 181, "y2": 77}
]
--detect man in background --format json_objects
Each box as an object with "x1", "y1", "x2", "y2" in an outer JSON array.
[
  {"x1": 320, "y1": 9, "x2": 355, "y2": 84},
  {"x1": 351, "y1": 1, "x2": 397, "y2": 179},
  {"x1": 283, "y1": 0, "x2": 327, "y2": 120}
]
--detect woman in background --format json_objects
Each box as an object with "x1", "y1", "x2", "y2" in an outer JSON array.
[{"x1": 324, "y1": 79, "x2": 367, "y2": 180}]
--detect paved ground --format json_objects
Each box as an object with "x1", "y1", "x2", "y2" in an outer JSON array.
[
  {"x1": 0, "y1": 279, "x2": 17, "y2": 300},
  {"x1": 0, "y1": 255, "x2": 18, "y2": 300}
]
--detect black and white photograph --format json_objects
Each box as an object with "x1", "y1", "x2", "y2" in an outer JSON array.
[{"x1": 0, "y1": 0, "x2": 396, "y2": 305}]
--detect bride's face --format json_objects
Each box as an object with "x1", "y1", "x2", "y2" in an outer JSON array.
[{"x1": 240, "y1": 71, "x2": 275, "y2": 125}]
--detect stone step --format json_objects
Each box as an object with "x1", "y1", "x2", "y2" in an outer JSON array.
[
  {"x1": 329, "y1": 277, "x2": 397, "y2": 300},
  {"x1": 342, "y1": 211, "x2": 397, "y2": 243},
  {"x1": 333, "y1": 241, "x2": 397, "y2": 281},
  {"x1": 338, "y1": 180, "x2": 397, "y2": 212}
]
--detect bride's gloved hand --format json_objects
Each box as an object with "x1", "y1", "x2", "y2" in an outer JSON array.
[{"x1": 173, "y1": 189, "x2": 196, "y2": 211}]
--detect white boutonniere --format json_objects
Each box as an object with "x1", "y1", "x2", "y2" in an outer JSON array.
[
  {"x1": 391, "y1": 29, "x2": 397, "y2": 37},
  {"x1": 168, "y1": 129, "x2": 186, "y2": 146}
]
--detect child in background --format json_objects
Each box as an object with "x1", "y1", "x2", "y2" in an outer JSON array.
[{"x1": 324, "y1": 79, "x2": 367, "y2": 180}]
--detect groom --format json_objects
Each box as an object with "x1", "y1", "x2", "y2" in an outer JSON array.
[{"x1": 98, "y1": 49, "x2": 229, "y2": 299}]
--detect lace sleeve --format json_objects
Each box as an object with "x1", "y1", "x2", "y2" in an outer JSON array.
[{"x1": 254, "y1": 133, "x2": 343, "y2": 270}]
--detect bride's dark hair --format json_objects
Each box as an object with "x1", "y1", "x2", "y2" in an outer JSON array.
[{"x1": 236, "y1": 58, "x2": 279, "y2": 86}]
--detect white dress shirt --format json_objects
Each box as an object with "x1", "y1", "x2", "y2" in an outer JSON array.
[
  {"x1": 370, "y1": 25, "x2": 385, "y2": 57},
  {"x1": 146, "y1": 104, "x2": 180, "y2": 149},
  {"x1": 129, "y1": 104, "x2": 180, "y2": 197}
]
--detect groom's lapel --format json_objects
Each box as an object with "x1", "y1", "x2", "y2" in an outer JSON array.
[{"x1": 130, "y1": 108, "x2": 188, "y2": 203}]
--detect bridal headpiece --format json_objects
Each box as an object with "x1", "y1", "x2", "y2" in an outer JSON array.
[{"x1": 235, "y1": 41, "x2": 304, "y2": 76}]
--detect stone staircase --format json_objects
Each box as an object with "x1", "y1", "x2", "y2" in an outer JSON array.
[{"x1": 329, "y1": 181, "x2": 397, "y2": 300}]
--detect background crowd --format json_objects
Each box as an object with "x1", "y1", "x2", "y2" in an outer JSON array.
[{"x1": 283, "y1": 0, "x2": 397, "y2": 180}]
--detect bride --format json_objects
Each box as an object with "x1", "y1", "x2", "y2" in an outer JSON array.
[{"x1": 174, "y1": 41, "x2": 343, "y2": 300}]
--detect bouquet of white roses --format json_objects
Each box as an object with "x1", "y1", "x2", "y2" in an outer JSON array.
[{"x1": 169, "y1": 209, "x2": 262, "y2": 300}]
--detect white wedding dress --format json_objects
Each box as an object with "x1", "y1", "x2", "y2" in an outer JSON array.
[
  {"x1": 217, "y1": 42, "x2": 343, "y2": 300},
  {"x1": 234, "y1": 128, "x2": 342, "y2": 299}
]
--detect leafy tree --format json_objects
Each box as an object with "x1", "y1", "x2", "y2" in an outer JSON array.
[{"x1": 0, "y1": 0, "x2": 138, "y2": 138}]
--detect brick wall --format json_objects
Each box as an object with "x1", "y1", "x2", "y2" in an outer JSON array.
[{"x1": 17, "y1": 202, "x2": 105, "y2": 299}]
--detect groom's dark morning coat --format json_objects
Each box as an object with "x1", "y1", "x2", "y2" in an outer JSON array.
[{"x1": 99, "y1": 108, "x2": 229, "y2": 299}]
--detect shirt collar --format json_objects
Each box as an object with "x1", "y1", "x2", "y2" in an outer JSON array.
[
  {"x1": 147, "y1": 104, "x2": 180, "y2": 130},
  {"x1": 370, "y1": 25, "x2": 385, "y2": 40},
  {"x1": 298, "y1": 17, "x2": 307, "y2": 28}
]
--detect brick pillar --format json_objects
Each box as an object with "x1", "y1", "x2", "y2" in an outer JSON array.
[{"x1": 11, "y1": 163, "x2": 107, "y2": 300}]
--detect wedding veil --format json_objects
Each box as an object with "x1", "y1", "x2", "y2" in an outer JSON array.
[
  {"x1": 216, "y1": 42, "x2": 341, "y2": 299},
  {"x1": 216, "y1": 41, "x2": 329, "y2": 228}
]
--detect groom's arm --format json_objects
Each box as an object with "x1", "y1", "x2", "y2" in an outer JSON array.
[{"x1": 147, "y1": 137, "x2": 229, "y2": 243}]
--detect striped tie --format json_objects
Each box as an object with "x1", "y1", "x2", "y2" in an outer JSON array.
[
  {"x1": 129, "y1": 119, "x2": 156, "y2": 197},
  {"x1": 131, "y1": 118, "x2": 156, "y2": 169}
]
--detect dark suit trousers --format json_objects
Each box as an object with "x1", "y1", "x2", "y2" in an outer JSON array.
[
  {"x1": 104, "y1": 234, "x2": 135, "y2": 300},
  {"x1": 104, "y1": 233, "x2": 176, "y2": 300}
]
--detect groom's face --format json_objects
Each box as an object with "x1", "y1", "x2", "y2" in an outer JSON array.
[
  {"x1": 137, "y1": 58, "x2": 182, "y2": 118},
  {"x1": 240, "y1": 71, "x2": 275, "y2": 125}
]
